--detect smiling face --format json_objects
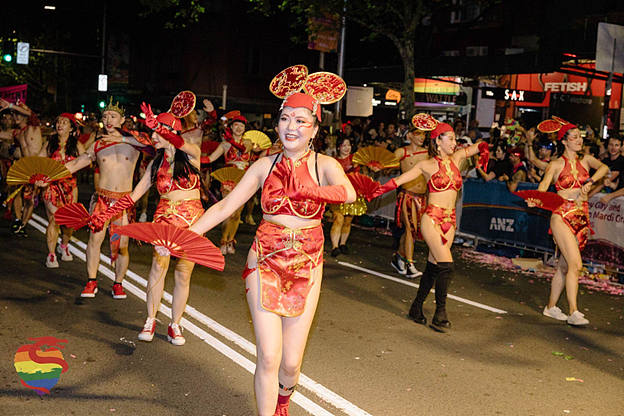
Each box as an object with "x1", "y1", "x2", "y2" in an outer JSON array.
[
  {"x1": 562, "y1": 128, "x2": 583, "y2": 153},
  {"x1": 436, "y1": 131, "x2": 457, "y2": 156},
  {"x1": 55, "y1": 116, "x2": 73, "y2": 136},
  {"x1": 152, "y1": 131, "x2": 168, "y2": 150},
  {"x1": 338, "y1": 139, "x2": 351, "y2": 157},
  {"x1": 101, "y1": 111, "x2": 124, "y2": 133},
  {"x1": 231, "y1": 120, "x2": 246, "y2": 137},
  {"x1": 608, "y1": 137, "x2": 622, "y2": 158},
  {"x1": 277, "y1": 106, "x2": 319, "y2": 152},
  {"x1": 12, "y1": 111, "x2": 27, "y2": 126}
]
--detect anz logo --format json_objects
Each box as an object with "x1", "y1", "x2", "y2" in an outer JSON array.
[{"x1": 490, "y1": 217, "x2": 515, "y2": 232}]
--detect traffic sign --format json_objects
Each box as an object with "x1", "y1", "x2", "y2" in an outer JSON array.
[
  {"x1": 16, "y1": 42, "x2": 29, "y2": 65},
  {"x1": 98, "y1": 74, "x2": 108, "y2": 92}
]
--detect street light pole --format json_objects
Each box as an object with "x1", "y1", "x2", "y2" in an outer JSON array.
[{"x1": 101, "y1": 1, "x2": 107, "y2": 74}]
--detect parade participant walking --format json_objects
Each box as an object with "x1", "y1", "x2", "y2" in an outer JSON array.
[
  {"x1": 390, "y1": 123, "x2": 429, "y2": 278},
  {"x1": 371, "y1": 116, "x2": 489, "y2": 329},
  {"x1": 37, "y1": 114, "x2": 85, "y2": 268},
  {"x1": 530, "y1": 122, "x2": 608, "y2": 326},
  {"x1": 89, "y1": 105, "x2": 203, "y2": 345},
  {"x1": 202, "y1": 114, "x2": 252, "y2": 255},
  {"x1": 0, "y1": 99, "x2": 43, "y2": 237},
  {"x1": 329, "y1": 136, "x2": 366, "y2": 257},
  {"x1": 64, "y1": 99, "x2": 150, "y2": 300},
  {"x1": 186, "y1": 66, "x2": 353, "y2": 415}
]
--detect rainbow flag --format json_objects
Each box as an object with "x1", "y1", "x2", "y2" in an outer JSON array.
[{"x1": 14, "y1": 346, "x2": 65, "y2": 395}]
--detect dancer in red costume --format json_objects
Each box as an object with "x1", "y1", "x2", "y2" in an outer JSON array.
[
  {"x1": 371, "y1": 118, "x2": 489, "y2": 329},
  {"x1": 182, "y1": 66, "x2": 354, "y2": 415},
  {"x1": 529, "y1": 122, "x2": 607, "y2": 326},
  {"x1": 89, "y1": 104, "x2": 203, "y2": 345},
  {"x1": 329, "y1": 136, "x2": 366, "y2": 257},
  {"x1": 391, "y1": 126, "x2": 429, "y2": 278},
  {"x1": 0, "y1": 99, "x2": 43, "y2": 237},
  {"x1": 202, "y1": 114, "x2": 252, "y2": 255},
  {"x1": 36, "y1": 113, "x2": 85, "y2": 268}
]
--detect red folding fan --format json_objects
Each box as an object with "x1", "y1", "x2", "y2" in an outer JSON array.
[
  {"x1": 54, "y1": 203, "x2": 92, "y2": 230},
  {"x1": 513, "y1": 190, "x2": 565, "y2": 212},
  {"x1": 347, "y1": 172, "x2": 379, "y2": 199},
  {"x1": 114, "y1": 223, "x2": 225, "y2": 271},
  {"x1": 201, "y1": 140, "x2": 220, "y2": 154}
]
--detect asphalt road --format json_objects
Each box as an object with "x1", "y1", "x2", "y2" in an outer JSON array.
[{"x1": 1, "y1": 188, "x2": 623, "y2": 416}]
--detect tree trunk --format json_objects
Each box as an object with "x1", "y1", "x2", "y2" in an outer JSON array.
[{"x1": 397, "y1": 39, "x2": 416, "y2": 121}]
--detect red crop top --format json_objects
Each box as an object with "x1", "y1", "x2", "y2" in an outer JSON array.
[
  {"x1": 555, "y1": 155, "x2": 590, "y2": 191},
  {"x1": 156, "y1": 157, "x2": 201, "y2": 195},
  {"x1": 261, "y1": 150, "x2": 324, "y2": 220},
  {"x1": 335, "y1": 154, "x2": 359, "y2": 174},
  {"x1": 225, "y1": 142, "x2": 251, "y2": 166},
  {"x1": 428, "y1": 157, "x2": 463, "y2": 193}
]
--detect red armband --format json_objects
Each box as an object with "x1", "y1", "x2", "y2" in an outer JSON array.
[
  {"x1": 156, "y1": 125, "x2": 185, "y2": 149},
  {"x1": 476, "y1": 141, "x2": 490, "y2": 170}
]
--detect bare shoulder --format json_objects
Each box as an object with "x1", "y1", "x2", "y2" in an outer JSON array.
[
  {"x1": 317, "y1": 153, "x2": 342, "y2": 168},
  {"x1": 394, "y1": 147, "x2": 405, "y2": 159}
]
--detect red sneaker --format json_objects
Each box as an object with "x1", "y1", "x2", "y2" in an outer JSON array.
[
  {"x1": 167, "y1": 323, "x2": 186, "y2": 346},
  {"x1": 81, "y1": 280, "x2": 98, "y2": 298},
  {"x1": 138, "y1": 317, "x2": 157, "y2": 342},
  {"x1": 111, "y1": 283, "x2": 127, "y2": 299}
]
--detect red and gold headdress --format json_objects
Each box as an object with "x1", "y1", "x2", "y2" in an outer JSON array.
[
  {"x1": 410, "y1": 113, "x2": 453, "y2": 139},
  {"x1": 537, "y1": 116, "x2": 577, "y2": 141},
  {"x1": 269, "y1": 65, "x2": 347, "y2": 121}
]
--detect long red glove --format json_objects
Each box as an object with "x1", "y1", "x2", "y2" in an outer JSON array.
[
  {"x1": 275, "y1": 158, "x2": 348, "y2": 204},
  {"x1": 89, "y1": 195, "x2": 135, "y2": 232},
  {"x1": 141, "y1": 102, "x2": 185, "y2": 148},
  {"x1": 224, "y1": 127, "x2": 246, "y2": 153},
  {"x1": 475, "y1": 141, "x2": 490, "y2": 170},
  {"x1": 367, "y1": 178, "x2": 398, "y2": 201}
]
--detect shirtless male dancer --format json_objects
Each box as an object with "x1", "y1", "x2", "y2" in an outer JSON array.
[
  {"x1": 0, "y1": 99, "x2": 43, "y2": 237},
  {"x1": 391, "y1": 128, "x2": 429, "y2": 278},
  {"x1": 65, "y1": 99, "x2": 149, "y2": 299}
]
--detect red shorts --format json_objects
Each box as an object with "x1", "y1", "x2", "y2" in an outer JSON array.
[
  {"x1": 396, "y1": 190, "x2": 427, "y2": 240},
  {"x1": 153, "y1": 198, "x2": 204, "y2": 229},
  {"x1": 423, "y1": 204, "x2": 456, "y2": 245},
  {"x1": 550, "y1": 200, "x2": 593, "y2": 251}
]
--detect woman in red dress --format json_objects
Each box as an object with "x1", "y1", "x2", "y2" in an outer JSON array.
[
  {"x1": 203, "y1": 114, "x2": 252, "y2": 255},
  {"x1": 183, "y1": 67, "x2": 354, "y2": 415},
  {"x1": 38, "y1": 113, "x2": 85, "y2": 268},
  {"x1": 531, "y1": 122, "x2": 607, "y2": 326},
  {"x1": 89, "y1": 107, "x2": 203, "y2": 346},
  {"x1": 371, "y1": 120, "x2": 489, "y2": 329}
]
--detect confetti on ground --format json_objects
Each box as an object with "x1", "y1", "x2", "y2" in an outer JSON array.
[
  {"x1": 566, "y1": 377, "x2": 584, "y2": 382},
  {"x1": 70, "y1": 354, "x2": 76, "y2": 358},
  {"x1": 552, "y1": 351, "x2": 565, "y2": 356},
  {"x1": 459, "y1": 248, "x2": 624, "y2": 296}
]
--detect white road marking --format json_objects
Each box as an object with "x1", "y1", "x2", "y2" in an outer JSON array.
[
  {"x1": 337, "y1": 261, "x2": 508, "y2": 314},
  {"x1": 30, "y1": 213, "x2": 372, "y2": 416}
]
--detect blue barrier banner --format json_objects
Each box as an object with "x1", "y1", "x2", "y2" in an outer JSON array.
[{"x1": 460, "y1": 179, "x2": 555, "y2": 251}]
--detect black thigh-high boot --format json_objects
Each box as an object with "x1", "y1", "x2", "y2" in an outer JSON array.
[
  {"x1": 408, "y1": 261, "x2": 438, "y2": 325},
  {"x1": 432, "y1": 262, "x2": 454, "y2": 328}
]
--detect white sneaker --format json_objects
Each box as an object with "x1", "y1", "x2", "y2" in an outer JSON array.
[
  {"x1": 220, "y1": 244, "x2": 228, "y2": 256},
  {"x1": 391, "y1": 253, "x2": 407, "y2": 275},
  {"x1": 406, "y1": 262, "x2": 423, "y2": 279},
  {"x1": 57, "y1": 244, "x2": 73, "y2": 261},
  {"x1": 543, "y1": 306, "x2": 568, "y2": 321},
  {"x1": 138, "y1": 318, "x2": 157, "y2": 342},
  {"x1": 138, "y1": 212, "x2": 148, "y2": 223},
  {"x1": 46, "y1": 253, "x2": 59, "y2": 268},
  {"x1": 567, "y1": 311, "x2": 589, "y2": 326},
  {"x1": 227, "y1": 241, "x2": 236, "y2": 254}
]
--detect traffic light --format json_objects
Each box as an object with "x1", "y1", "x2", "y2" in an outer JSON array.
[
  {"x1": 2, "y1": 40, "x2": 14, "y2": 63},
  {"x1": 99, "y1": 100, "x2": 105, "y2": 109}
]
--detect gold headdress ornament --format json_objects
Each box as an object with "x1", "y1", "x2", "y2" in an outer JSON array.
[
  {"x1": 269, "y1": 65, "x2": 347, "y2": 121},
  {"x1": 102, "y1": 97, "x2": 126, "y2": 117}
]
